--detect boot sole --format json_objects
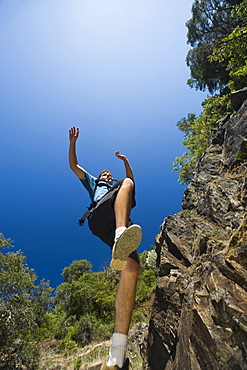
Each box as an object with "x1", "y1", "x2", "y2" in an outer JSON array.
[{"x1": 110, "y1": 225, "x2": 142, "y2": 270}]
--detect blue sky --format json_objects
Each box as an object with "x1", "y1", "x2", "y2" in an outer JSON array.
[{"x1": 1, "y1": 0, "x2": 206, "y2": 288}]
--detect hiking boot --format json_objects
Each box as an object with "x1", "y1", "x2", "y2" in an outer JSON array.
[
  {"x1": 101, "y1": 358, "x2": 129, "y2": 369},
  {"x1": 110, "y1": 224, "x2": 142, "y2": 270}
]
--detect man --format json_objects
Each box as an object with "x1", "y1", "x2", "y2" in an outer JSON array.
[{"x1": 68, "y1": 126, "x2": 142, "y2": 370}]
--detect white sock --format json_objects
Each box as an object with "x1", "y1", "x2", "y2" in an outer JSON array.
[
  {"x1": 107, "y1": 333, "x2": 128, "y2": 367},
  {"x1": 114, "y1": 227, "x2": 127, "y2": 243}
]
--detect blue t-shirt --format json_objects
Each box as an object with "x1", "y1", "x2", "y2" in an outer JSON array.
[{"x1": 80, "y1": 170, "x2": 112, "y2": 202}]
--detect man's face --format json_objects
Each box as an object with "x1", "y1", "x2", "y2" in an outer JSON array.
[{"x1": 100, "y1": 171, "x2": 113, "y2": 184}]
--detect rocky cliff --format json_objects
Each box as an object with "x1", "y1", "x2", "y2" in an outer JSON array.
[{"x1": 143, "y1": 88, "x2": 247, "y2": 370}]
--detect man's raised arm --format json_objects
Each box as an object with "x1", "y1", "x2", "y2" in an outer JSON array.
[
  {"x1": 69, "y1": 126, "x2": 85, "y2": 180},
  {"x1": 115, "y1": 150, "x2": 134, "y2": 180}
]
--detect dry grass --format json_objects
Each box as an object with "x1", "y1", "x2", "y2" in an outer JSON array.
[{"x1": 40, "y1": 337, "x2": 144, "y2": 369}]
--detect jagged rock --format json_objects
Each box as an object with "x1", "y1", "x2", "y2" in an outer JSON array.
[
  {"x1": 143, "y1": 92, "x2": 247, "y2": 369},
  {"x1": 231, "y1": 87, "x2": 247, "y2": 111}
]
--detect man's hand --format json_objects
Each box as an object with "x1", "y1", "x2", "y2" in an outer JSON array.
[
  {"x1": 115, "y1": 151, "x2": 134, "y2": 179},
  {"x1": 69, "y1": 126, "x2": 80, "y2": 142},
  {"x1": 115, "y1": 150, "x2": 127, "y2": 161}
]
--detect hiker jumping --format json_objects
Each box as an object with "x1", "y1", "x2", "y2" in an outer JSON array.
[{"x1": 68, "y1": 126, "x2": 142, "y2": 370}]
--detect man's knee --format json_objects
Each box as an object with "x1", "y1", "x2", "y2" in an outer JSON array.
[
  {"x1": 121, "y1": 177, "x2": 134, "y2": 191},
  {"x1": 113, "y1": 177, "x2": 136, "y2": 212}
]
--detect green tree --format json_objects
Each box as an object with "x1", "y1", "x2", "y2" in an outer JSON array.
[
  {"x1": 31, "y1": 278, "x2": 54, "y2": 329},
  {"x1": 0, "y1": 233, "x2": 53, "y2": 368},
  {"x1": 209, "y1": 0, "x2": 247, "y2": 90},
  {"x1": 62, "y1": 259, "x2": 92, "y2": 283},
  {"x1": 0, "y1": 235, "x2": 37, "y2": 347},
  {"x1": 174, "y1": 0, "x2": 246, "y2": 182},
  {"x1": 186, "y1": 0, "x2": 244, "y2": 93},
  {"x1": 54, "y1": 262, "x2": 119, "y2": 346},
  {"x1": 53, "y1": 248, "x2": 157, "y2": 346},
  {"x1": 55, "y1": 267, "x2": 117, "y2": 320},
  {"x1": 173, "y1": 94, "x2": 232, "y2": 183}
]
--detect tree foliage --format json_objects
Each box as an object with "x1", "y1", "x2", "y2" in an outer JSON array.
[
  {"x1": 186, "y1": 0, "x2": 244, "y2": 93},
  {"x1": 0, "y1": 232, "x2": 157, "y2": 362},
  {"x1": 53, "y1": 249, "x2": 157, "y2": 348},
  {"x1": 209, "y1": 0, "x2": 247, "y2": 90},
  {"x1": 173, "y1": 94, "x2": 232, "y2": 183},
  {"x1": 62, "y1": 259, "x2": 92, "y2": 283},
  {"x1": 0, "y1": 234, "x2": 37, "y2": 348},
  {"x1": 0, "y1": 233, "x2": 53, "y2": 368},
  {"x1": 174, "y1": 0, "x2": 246, "y2": 183}
]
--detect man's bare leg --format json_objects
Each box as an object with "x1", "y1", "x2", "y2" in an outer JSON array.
[
  {"x1": 105, "y1": 257, "x2": 140, "y2": 368},
  {"x1": 104, "y1": 180, "x2": 141, "y2": 368},
  {"x1": 114, "y1": 257, "x2": 140, "y2": 334}
]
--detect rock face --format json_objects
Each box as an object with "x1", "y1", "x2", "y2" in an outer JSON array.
[{"x1": 143, "y1": 89, "x2": 247, "y2": 370}]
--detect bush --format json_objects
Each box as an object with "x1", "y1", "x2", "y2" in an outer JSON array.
[{"x1": 0, "y1": 340, "x2": 40, "y2": 370}]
